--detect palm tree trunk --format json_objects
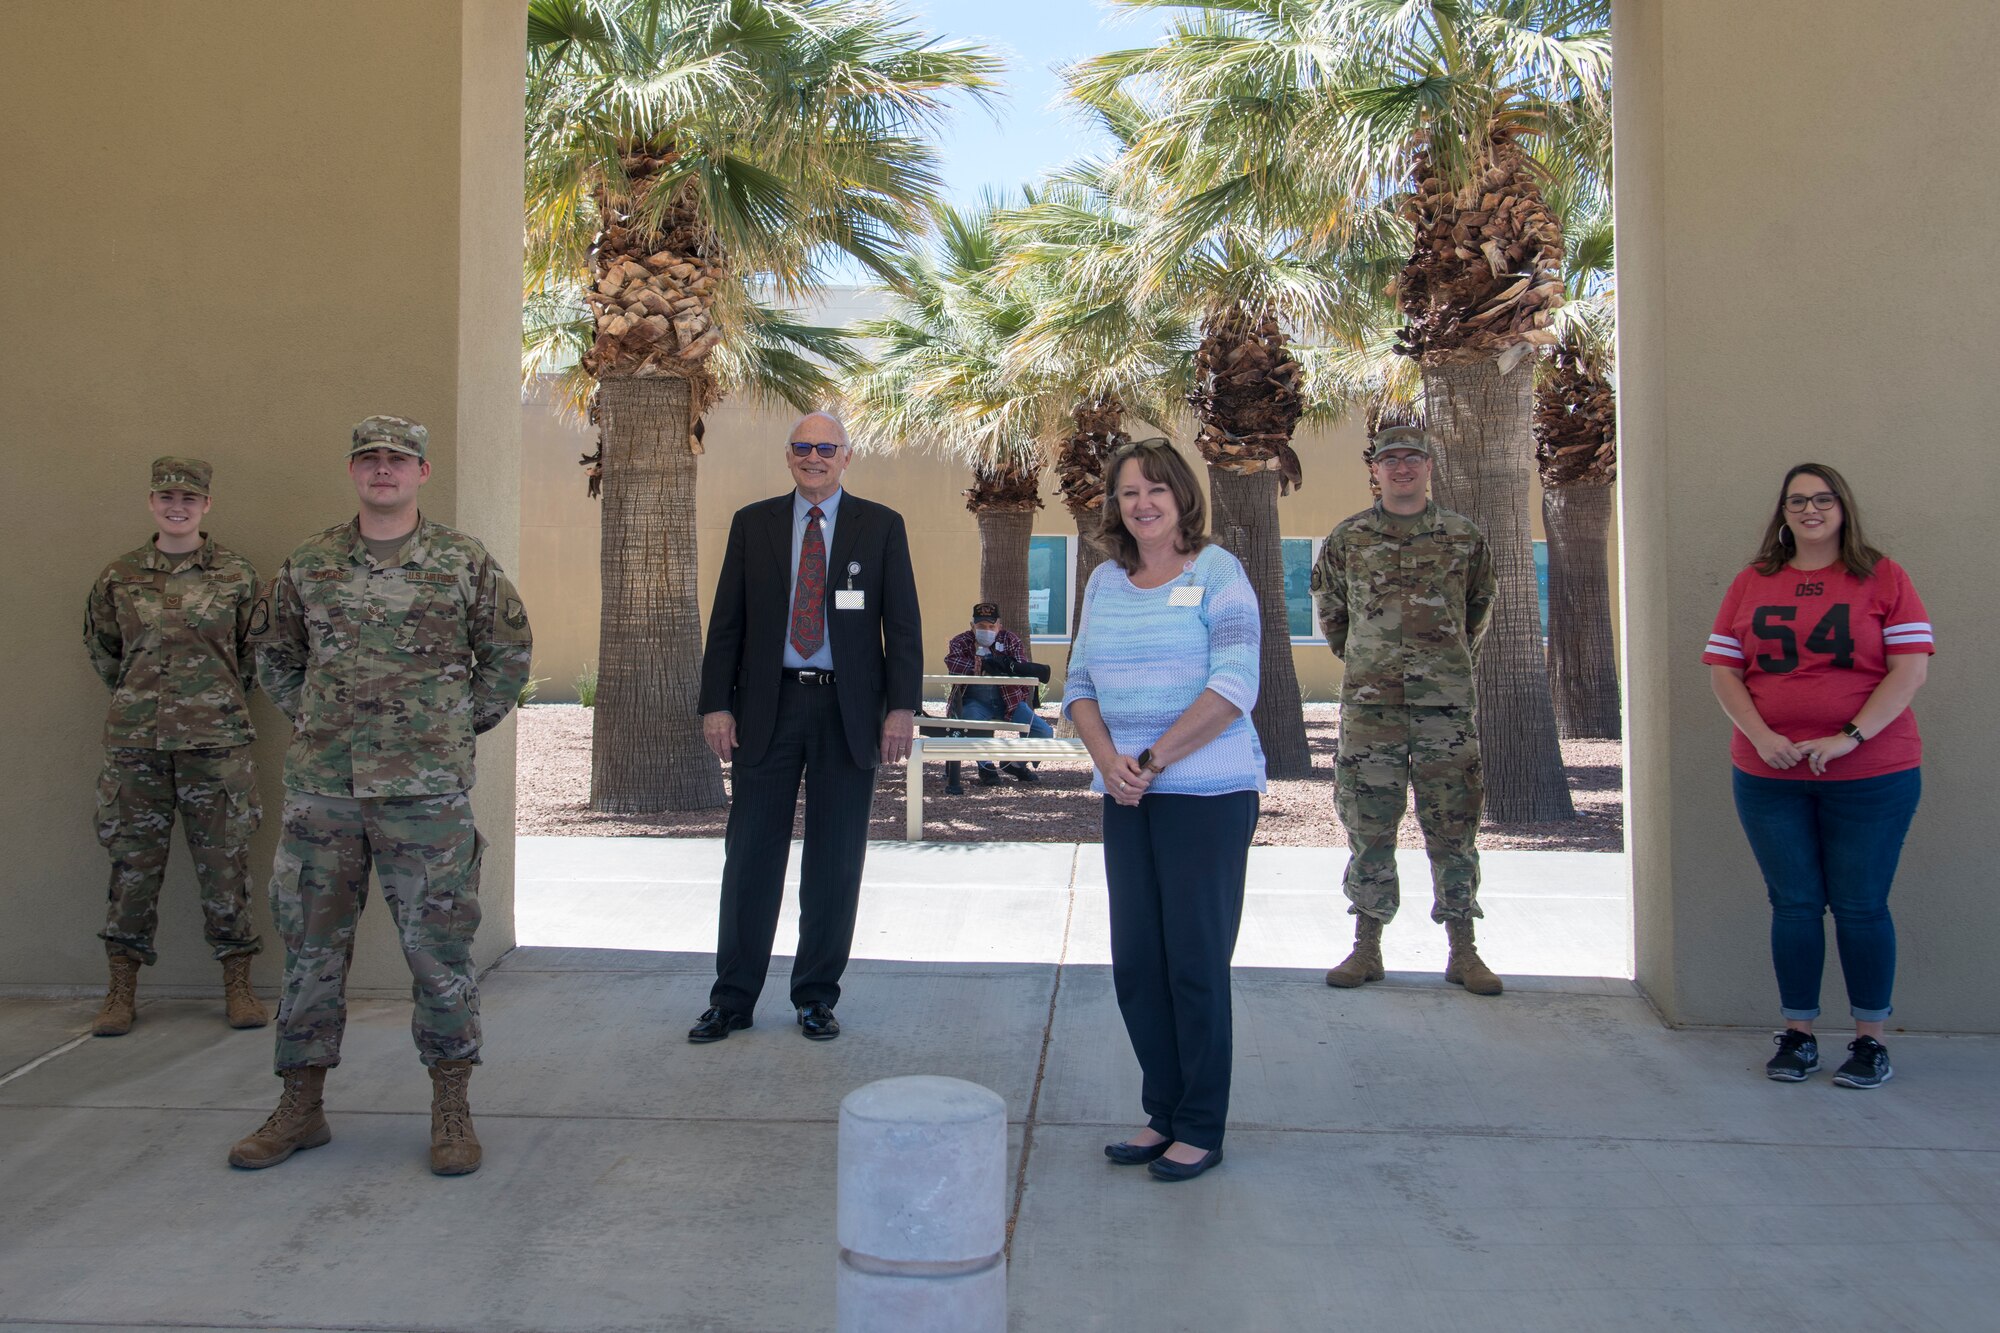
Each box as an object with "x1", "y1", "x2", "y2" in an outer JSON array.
[
  {"x1": 590, "y1": 375, "x2": 726, "y2": 812},
  {"x1": 1421, "y1": 358, "x2": 1574, "y2": 821},
  {"x1": 1069, "y1": 510, "x2": 1109, "y2": 636},
  {"x1": 1207, "y1": 468, "x2": 1312, "y2": 779},
  {"x1": 975, "y1": 509, "x2": 1034, "y2": 634},
  {"x1": 1543, "y1": 484, "x2": 1621, "y2": 739}
]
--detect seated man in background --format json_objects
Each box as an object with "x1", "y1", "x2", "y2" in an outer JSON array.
[{"x1": 944, "y1": 601, "x2": 1053, "y2": 794}]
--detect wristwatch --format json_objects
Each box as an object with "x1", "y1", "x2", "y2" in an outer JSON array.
[
  {"x1": 1136, "y1": 747, "x2": 1165, "y2": 774},
  {"x1": 1841, "y1": 722, "x2": 1865, "y2": 743}
]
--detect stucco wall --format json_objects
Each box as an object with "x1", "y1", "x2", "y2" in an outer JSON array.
[
  {"x1": 519, "y1": 384, "x2": 1614, "y2": 706},
  {"x1": 1615, "y1": 0, "x2": 2000, "y2": 1029},
  {"x1": 0, "y1": 2, "x2": 526, "y2": 992}
]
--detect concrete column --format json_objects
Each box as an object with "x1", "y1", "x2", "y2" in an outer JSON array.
[
  {"x1": 1613, "y1": 0, "x2": 2000, "y2": 1028},
  {"x1": 0, "y1": 1, "x2": 527, "y2": 991},
  {"x1": 837, "y1": 1075, "x2": 1007, "y2": 1333}
]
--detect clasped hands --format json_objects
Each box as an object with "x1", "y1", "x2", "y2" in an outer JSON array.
[
  {"x1": 1754, "y1": 730, "x2": 1860, "y2": 777},
  {"x1": 1102, "y1": 753, "x2": 1155, "y2": 807},
  {"x1": 702, "y1": 709, "x2": 917, "y2": 764}
]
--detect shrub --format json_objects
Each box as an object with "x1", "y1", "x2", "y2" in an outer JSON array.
[{"x1": 574, "y1": 663, "x2": 598, "y2": 708}]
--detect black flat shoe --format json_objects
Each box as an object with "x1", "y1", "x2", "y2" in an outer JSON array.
[
  {"x1": 798, "y1": 1001, "x2": 840, "y2": 1041},
  {"x1": 1104, "y1": 1139, "x2": 1171, "y2": 1165},
  {"x1": 688, "y1": 1006, "x2": 751, "y2": 1043},
  {"x1": 1148, "y1": 1147, "x2": 1223, "y2": 1182}
]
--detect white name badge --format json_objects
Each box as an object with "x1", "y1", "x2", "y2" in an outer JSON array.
[
  {"x1": 1168, "y1": 585, "x2": 1204, "y2": 607},
  {"x1": 834, "y1": 589, "x2": 866, "y2": 610}
]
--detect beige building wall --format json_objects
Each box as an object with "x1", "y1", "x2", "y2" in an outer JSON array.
[
  {"x1": 0, "y1": 2, "x2": 526, "y2": 992},
  {"x1": 1615, "y1": 0, "x2": 1999, "y2": 1029},
  {"x1": 521, "y1": 380, "x2": 1616, "y2": 705}
]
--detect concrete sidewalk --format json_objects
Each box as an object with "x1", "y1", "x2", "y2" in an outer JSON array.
[{"x1": 1, "y1": 839, "x2": 1994, "y2": 1332}]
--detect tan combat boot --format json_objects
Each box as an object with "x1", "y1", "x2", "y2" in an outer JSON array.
[
  {"x1": 93, "y1": 953, "x2": 142, "y2": 1036},
  {"x1": 1444, "y1": 919, "x2": 1504, "y2": 996},
  {"x1": 428, "y1": 1059, "x2": 482, "y2": 1176},
  {"x1": 1324, "y1": 914, "x2": 1386, "y2": 988},
  {"x1": 228, "y1": 1068, "x2": 331, "y2": 1168},
  {"x1": 220, "y1": 954, "x2": 269, "y2": 1029}
]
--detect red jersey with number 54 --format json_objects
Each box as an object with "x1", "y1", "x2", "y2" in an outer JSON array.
[{"x1": 1702, "y1": 558, "x2": 1933, "y2": 781}]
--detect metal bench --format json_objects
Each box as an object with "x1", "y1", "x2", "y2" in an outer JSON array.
[{"x1": 902, "y1": 735, "x2": 1091, "y2": 840}]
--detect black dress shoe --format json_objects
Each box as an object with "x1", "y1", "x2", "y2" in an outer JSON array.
[
  {"x1": 798, "y1": 1002, "x2": 840, "y2": 1041},
  {"x1": 1148, "y1": 1146, "x2": 1223, "y2": 1182},
  {"x1": 1103, "y1": 1138, "x2": 1171, "y2": 1165},
  {"x1": 687, "y1": 1006, "x2": 751, "y2": 1044}
]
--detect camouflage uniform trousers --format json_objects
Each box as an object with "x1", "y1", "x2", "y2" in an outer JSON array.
[
  {"x1": 1334, "y1": 704, "x2": 1484, "y2": 924},
  {"x1": 94, "y1": 746, "x2": 262, "y2": 965},
  {"x1": 268, "y1": 790, "x2": 486, "y2": 1071}
]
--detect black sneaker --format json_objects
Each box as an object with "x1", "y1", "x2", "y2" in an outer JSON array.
[
  {"x1": 976, "y1": 766, "x2": 1003, "y2": 786},
  {"x1": 1764, "y1": 1029, "x2": 1819, "y2": 1081},
  {"x1": 1832, "y1": 1036, "x2": 1893, "y2": 1089},
  {"x1": 1002, "y1": 762, "x2": 1040, "y2": 783}
]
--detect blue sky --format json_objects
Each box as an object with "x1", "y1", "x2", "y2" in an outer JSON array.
[{"x1": 911, "y1": 0, "x2": 1145, "y2": 209}]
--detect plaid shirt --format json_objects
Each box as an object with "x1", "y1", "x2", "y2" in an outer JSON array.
[{"x1": 944, "y1": 628, "x2": 1036, "y2": 715}]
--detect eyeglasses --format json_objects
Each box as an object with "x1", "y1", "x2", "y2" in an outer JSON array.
[
  {"x1": 789, "y1": 441, "x2": 843, "y2": 458},
  {"x1": 1783, "y1": 493, "x2": 1839, "y2": 513}
]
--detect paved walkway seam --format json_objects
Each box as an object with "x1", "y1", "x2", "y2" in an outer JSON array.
[
  {"x1": 1004, "y1": 843, "x2": 1079, "y2": 1259},
  {"x1": 0, "y1": 1031, "x2": 90, "y2": 1089}
]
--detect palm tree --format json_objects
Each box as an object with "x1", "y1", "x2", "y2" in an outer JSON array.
[
  {"x1": 1020, "y1": 64, "x2": 1387, "y2": 780},
  {"x1": 1085, "y1": 0, "x2": 1607, "y2": 814},
  {"x1": 1534, "y1": 161, "x2": 1618, "y2": 738},
  {"x1": 1357, "y1": 0, "x2": 1609, "y2": 819},
  {"x1": 846, "y1": 201, "x2": 1048, "y2": 629},
  {"x1": 524, "y1": 0, "x2": 998, "y2": 812},
  {"x1": 996, "y1": 136, "x2": 1199, "y2": 631}
]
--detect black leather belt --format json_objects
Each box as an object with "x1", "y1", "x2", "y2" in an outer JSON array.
[{"x1": 783, "y1": 668, "x2": 837, "y2": 685}]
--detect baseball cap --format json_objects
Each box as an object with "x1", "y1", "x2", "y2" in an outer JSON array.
[
  {"x1": 150, "y1": 456, "x2": 212, "y2": 496},
  {"x1": 1369, "y1": 425, "x2": 1433, "y2": 459},
  {"x1": 349, "y1": 415, "x2": 428, "y2": 460}
]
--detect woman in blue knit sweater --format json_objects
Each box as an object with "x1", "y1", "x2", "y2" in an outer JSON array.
[{"x1": 1064, "y1": 438, "x2": 1266, "y2": 1183}]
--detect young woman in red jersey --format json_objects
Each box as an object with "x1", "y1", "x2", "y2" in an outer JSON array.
[{"x1": 1703, "y1": 464, "x2": 1932, "y2": 1089}]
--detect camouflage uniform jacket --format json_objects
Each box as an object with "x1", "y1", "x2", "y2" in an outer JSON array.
[
  {"x1": 85, "y1": 537, "x2": 259, "y2": 749},
  {"x1": 1311, "y1": 501, "x2": 1497, "y2": 709},
  {"x1": 252, "y1": 515, "x2": 532, "y2": 798}
]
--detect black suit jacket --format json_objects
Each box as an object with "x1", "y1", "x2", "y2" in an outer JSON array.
[{"x1": 697, "y1": 491, "x2": 923, "y2": 769}]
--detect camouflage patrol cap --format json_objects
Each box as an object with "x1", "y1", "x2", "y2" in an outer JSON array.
[
  {"x1": 150, "y1": 456, "x2": 212, "y2": 496},
  {"x1": 1368, "y1": 425, "x2": 1433, "y2": 460},
  {"x1": 349, "y1": 415, "x2": 428, "y2": 460}
]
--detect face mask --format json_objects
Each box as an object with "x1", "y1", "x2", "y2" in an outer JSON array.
[{"x1": 973, "y1": 628, "x2": 998, "y2": 647}]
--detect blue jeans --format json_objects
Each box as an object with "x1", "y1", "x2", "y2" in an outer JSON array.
[
  {"x1": 1731, "y1": 767, "x2": 1920, "y2": 1022},
  {"x1": 956, "y1": 696, "x2": 1052, "y2": 771}
]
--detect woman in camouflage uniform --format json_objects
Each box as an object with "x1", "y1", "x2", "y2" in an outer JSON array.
[{"x1": 82, "y1": 457, "x2": 267, "y2": 1036}]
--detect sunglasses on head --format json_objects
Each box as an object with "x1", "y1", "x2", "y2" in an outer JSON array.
[{"x1": 789, "y1": 441, "x2": 843, "y2": 458}]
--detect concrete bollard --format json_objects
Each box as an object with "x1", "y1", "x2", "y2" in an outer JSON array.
[{"x1": 836, "y1": 1075, "x2": 1007, "y2": 1333}]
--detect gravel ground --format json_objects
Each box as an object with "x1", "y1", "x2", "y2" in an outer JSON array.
[{"x1": 518, "y1": 704, "x2": 1623, "y2": 852}]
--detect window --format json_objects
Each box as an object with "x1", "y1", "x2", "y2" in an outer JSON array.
[
  {"x1": 1282, "y1": 538, "x2": 1322, "y2": 642},
  {"x1": 1027, "y1": 535, "x2": 1072, "y2": 640},
  {"x1": 1534, "y1": 539, "x2": 1549, "y2": 638}
]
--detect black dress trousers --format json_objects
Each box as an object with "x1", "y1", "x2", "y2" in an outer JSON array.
[
  {"x1": 1102, "y1": 789, "x2": 1260, "y2": 1151},
  {"x1": 711, "y1": 679, "x2": 877, "y2": 1013}
]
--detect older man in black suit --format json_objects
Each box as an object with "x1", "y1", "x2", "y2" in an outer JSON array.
[{"x1": 691, "y1": 411, "x2": 922, "y2": 1042}]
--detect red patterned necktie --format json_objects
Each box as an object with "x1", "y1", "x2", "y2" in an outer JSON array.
[{"x1": 790, "y1": 505, "x2": 826, "y2": 657}]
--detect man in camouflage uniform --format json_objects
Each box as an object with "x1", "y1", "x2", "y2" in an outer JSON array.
[
  {"x1": 1312, "y1": 426, "x2": 1504, "y2": 996},
  {"x1": 228, "y1": 416, "x2": 531, "y2": 1176},
  {"x1": 84, "y1": 456, "x2": 268, "y2": 1036}
]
